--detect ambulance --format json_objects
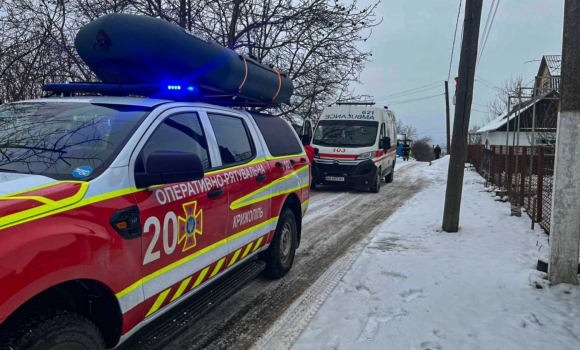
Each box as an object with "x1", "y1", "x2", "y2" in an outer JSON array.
[{"x1": 311, "y1": 103, "x2": 397, "y2": 193}]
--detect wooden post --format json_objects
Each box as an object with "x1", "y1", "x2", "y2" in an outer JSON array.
[
  {"x1": 537, "y1": 147, "x2": 544, "y2": 223},
  {"x1": 508, "y1": 147, "x2": 513, "y2": 193},
  {"x1": 498, "y1": 146, "x2": 503, "y2": 188}
]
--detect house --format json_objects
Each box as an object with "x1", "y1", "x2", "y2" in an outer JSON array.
[{"x1": 476, "y1": 55, "x2": 560, "y2": 147}]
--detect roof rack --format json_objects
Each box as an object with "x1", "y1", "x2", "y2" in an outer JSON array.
[{"x1": 42, "y1": 82, "x2": 282, "y2": 108}]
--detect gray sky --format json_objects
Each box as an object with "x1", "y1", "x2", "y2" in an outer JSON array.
[{"x1": 353, "y1": 0, "x2": 564, "y2": 145}]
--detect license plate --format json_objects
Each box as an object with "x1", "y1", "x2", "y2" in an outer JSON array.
[{"x1": 325, "y1": 176, "x2": 345, "y2": 182}]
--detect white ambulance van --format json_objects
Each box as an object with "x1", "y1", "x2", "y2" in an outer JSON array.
[{"x1": 311, "y1": 103, "x2": 397, "y2": 193}]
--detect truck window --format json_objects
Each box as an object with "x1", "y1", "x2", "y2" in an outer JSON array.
[
  {"x1": 313, "y1": 120, "x2": 379, "y2": 148},
  {"x1": 250, "y1": 113, "x2": 303, "y2": 157},
  {"x1": 137, "y1": 112, "x2": 210, "y2": 171},
  {"x1": 208, "y1": 113, "x2": 255, "y2": 166}
]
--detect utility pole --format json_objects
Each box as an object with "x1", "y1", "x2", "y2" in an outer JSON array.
[
  {"x1": 548, "y1": 0, "x2": 580, "y2": 286},
  {"x1": 445, "y1": 81, "x2": 451, "y2": 155},
  {"x1": 442, "y1": 0, "x2": 484, "y2": 232}
]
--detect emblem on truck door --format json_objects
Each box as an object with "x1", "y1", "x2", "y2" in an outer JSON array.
[{"x1": 178, "y1": 201, "x2": 203, "y2": 252}]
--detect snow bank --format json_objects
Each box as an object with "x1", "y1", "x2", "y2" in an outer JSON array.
[{"x1": 292, "y1": 157, "x2": 580, "y2": 350}]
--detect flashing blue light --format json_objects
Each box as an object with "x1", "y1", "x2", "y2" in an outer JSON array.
[
  {"x1": 167, "y1": 85, "x2": 182, "y2": 90},
  {"x1": 187, "y1": 86, "x2": 195, "y2": 91}
]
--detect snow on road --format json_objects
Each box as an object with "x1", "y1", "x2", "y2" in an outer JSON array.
[{"x1": 286, "y1": 157, "x2": 580, "y2": 350}]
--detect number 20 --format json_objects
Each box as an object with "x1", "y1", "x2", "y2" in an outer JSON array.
[{"x1": 143, "y1": 212, "x2": 178, "y2": 265}]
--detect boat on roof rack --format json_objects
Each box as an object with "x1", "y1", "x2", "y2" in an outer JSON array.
[{"x1": 43, "y1": 13, "x2": 294, "y2": 107}]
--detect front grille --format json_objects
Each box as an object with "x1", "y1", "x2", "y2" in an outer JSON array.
[{"x1": 317, "y1": 163, "x2": 355, "y2": 175}]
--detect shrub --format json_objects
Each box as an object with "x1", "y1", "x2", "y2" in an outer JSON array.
[{"x1": 411, "y1": 140, "x2": 435, "y2": 162}]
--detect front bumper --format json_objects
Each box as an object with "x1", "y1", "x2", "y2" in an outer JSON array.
[{"x1": 312, "y1": 158, "x2": 377, "y2": 187}]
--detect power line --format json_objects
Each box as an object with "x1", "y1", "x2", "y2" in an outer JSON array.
[
  {"x1": 374, "y1": 81, "x2": 440, "y2": 101},
  {"x1": 374, "y1": 85, "x2": 441, "y2": 102},
  {"x1": 447, "y1": 0, "x2": 463, "y2": 81},
  {"x1": 478, "y1": 0, "x2": 495, "y2": 55},
  {"x1": 388, "y1": 93, "x2": 444, "y2": 106},
  {"x1": 477, "y1": 0, "x2": 500, "y2": 68}
]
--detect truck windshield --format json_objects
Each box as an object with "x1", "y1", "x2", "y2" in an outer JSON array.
[
  {"x1": 313, "y1": 120, "x2": 378, "y2": 148},
  {"x1": 0, "y1": 102, "x2": 149, "y2": 180}
]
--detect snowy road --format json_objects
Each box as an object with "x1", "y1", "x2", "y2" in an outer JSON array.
[{"x1": 161, "y1": 160, "x2": 425, "y2": 350}]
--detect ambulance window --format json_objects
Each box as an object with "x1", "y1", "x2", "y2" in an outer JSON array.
[
  {"x1": 208, "y1": 113, "x2": 255, "y2": 166},
  {"x1": 137, "y1": 112, "x2": 210, "y2": 171}
]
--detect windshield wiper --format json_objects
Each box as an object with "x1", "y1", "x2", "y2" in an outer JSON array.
[{"x1": 0, "y1": 144, "x2": 67, "y2": 154}]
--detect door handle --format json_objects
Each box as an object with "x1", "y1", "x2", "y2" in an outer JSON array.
[
  {"x1": 256, "y1": 174, "x2": 267, "y2": 182},
  {"x1": 207, "y1": 188, "x2": 224, "y2": 199},
  {"x1": 276, "y1": 162, "x2": 283, "y2": 168},
  {"x1": 290, "y1": 159, "x2": 297, "y2": 165}
]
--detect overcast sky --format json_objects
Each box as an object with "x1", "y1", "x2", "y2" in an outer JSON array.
[{"x1": 353, "y1": 0, "x2": 565, "y2": 145}]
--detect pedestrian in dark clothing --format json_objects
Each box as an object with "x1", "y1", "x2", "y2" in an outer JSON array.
[
  {"x1": 402, "y1": 143, "x2": 411, "y2": 161},
  {"x1": 434, "y1": 145, "x2": 441, "y2": 159}
]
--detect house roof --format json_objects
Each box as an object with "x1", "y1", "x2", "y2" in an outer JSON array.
[
  {"x1": 543, "y1": 55, "x2": 561, "y2": 76},
  {"x1": 476, "y1": 99, "x2": 536, "y2": 133}
]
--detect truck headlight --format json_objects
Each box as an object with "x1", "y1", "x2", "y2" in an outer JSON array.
[{"x1": 356, "y1": 151, "x2": 375, "y2": 160}]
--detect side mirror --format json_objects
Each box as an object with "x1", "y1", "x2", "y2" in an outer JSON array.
[
  {"x1": 381, "y1": 137, "x2": 391, "y2": 151},
  {"x1": 135, "y1": 151, "x2": 204, "y2": 188}
]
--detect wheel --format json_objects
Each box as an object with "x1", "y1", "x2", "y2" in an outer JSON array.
[
  {"x1": 0, "y1": 310, "x2": 105, "y2": 350},
  {"x1": 260, "y1": 207, "x2": 298, "y2": 279},
  {"x1": 370, "y1": 168, "x2": 381, "y2": 193},
  {"x1": 385, "y1": 162, "x2": 395, "y2": 183}
]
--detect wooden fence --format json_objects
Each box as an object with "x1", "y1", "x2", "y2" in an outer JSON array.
[{"x1": 467, "y1": 145, "x2": 555, "y2": 234}]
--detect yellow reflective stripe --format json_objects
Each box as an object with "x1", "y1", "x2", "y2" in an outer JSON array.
[
  {"x1": 0, "y1": 180, "x2": 82, "y2": 198},
  {"x1": 145, "y1": 288, "x2": 171, "y2": 317},
  {"x1": 241, "y1": 242, "x2": 254, "y2": 259},
  {"x1": 301, "y1": 199, "x2": 310, "y2": 207},
  {"x1": 0, "y1": 196, "x2": 56, "y2": 205},
  {"x1": 0, "y1": 185, "x2": 143, "y2": 231},
  {"x1": 192, "y1": 267, "x2": 210, "y2": 290},
  {"x1": 252, "y1": 237, "x2": 264, "y2": 252},
  {"x1": 170, "y1": 277, "x2": 192, "y2": 302},
  {"x1": 230, "y1": 165, "x2": 310, "y2": 210},
  {"x1": 227, "y1": 217, "x2": 277, "y2": 243},
  {"x1": 265, "y1": 153, "x2": 306, "y2": 161},
  {"x1": 0, "y1": 182, "x2": 90, "y2": 230},
  {"x1": 210, "y1": 257, "x2": 226, "y2": 278},
  {"x1": 116, "y1": 217, "x2": 278, "y2": 300},
  {"x1": 228, "y1": 249, "x2": 242, "y2": 267}
]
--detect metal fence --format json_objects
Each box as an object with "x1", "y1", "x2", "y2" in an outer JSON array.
[{"x1": 467, "y1": 145, "x2": 555, "y2": 234}]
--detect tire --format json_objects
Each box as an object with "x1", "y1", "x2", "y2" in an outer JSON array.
[
  {"x1": 386, "y1": 162, "x2": 395, "y2": 183},
  {"x1": 370, "y1": 168, "x2": 381, "y2": 193},
  {"x1": 0, "y1": 310, "x2": 105, "y2": 350},
  {"x1": 260, "y1": 207, "x2": 298, "y2": 279}
]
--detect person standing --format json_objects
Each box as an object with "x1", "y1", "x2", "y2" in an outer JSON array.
[
  {"x1": 434, "y1": 144, "x2": 442, "y2": 159},
  {"x1": 402, "y1": 142, "x2": 411, "y2": 161}
]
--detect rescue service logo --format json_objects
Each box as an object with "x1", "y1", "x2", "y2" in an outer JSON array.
[{"x1": 178, "y1": 201, "x2": 203, "y2": 252}]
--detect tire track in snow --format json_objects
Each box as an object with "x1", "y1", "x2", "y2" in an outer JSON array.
[{"x1": 162, "y1": 163, "x2": 424, "y2": 350}]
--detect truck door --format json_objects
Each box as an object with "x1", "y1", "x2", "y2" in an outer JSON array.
[
  {"x1": 303, "y1": 119, "x2": 313, "y2": 145},
  {"x1": 131, "y1": 110, "x2": 229, "y2": 319},
  {"x1": 205, "y1": 112, "x2": 273, "y2": 267}
]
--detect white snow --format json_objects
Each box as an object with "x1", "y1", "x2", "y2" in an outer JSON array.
[{"x1": 291, "y1": 157, "x2": 580, "y2": 350}]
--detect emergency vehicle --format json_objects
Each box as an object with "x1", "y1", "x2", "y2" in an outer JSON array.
[
  {"x1": 311, "y1": 102, "x2": 397, "y2": 192},
  {"x1": 0, "y1": 14, "x2": 309, "y2": 350}
]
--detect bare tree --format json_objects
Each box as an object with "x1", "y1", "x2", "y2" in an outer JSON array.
[
  {"x1": 468, "y1": 124, "x2": 482, "y2": 145},
  {"x1": 1, "y1": 0, "x2": 380, "y2": 127},
  {"x1": 485, "y1": 75, "x2": 528, "y2": 117},
  {"x1": 396, "y1": 119, "x2": 418, "y2": 141}
]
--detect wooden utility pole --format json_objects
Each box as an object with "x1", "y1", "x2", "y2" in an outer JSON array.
[
  {"x1": 442, "y1": 0, "x2": 484, "y2": 232},
  {"x1": 548, "y1": 0, "x2": 580, "y2": 286},
  {"x1": 445, "y1": 81, "x2": 451, "y2": 154}
]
